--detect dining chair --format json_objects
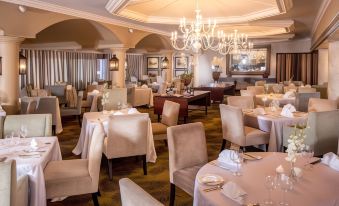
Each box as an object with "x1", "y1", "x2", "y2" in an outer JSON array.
[
  {"x1": 308, "y1": 98, "x2": 338, "y2": 112},
  {"x1": 44, "y1": 124, "x2": 105, "y2": 206},
  {"x1": 167, "y1": 122, "x2": 208, "y2": 206},
  {"x1": 295, "y1": 92, "x2": 320, "y2": 112},
  {"x1": 255, "y1": 80, "x2": 266, "y2": 86},
  {"x1": 227, "y1": 96, "x2": 255, "y2": 109},
  {"x1": 152, "y1": 100, "x2": 180, "y2": 142},
  {"x1": 0, "y1": 160, "x2": 29, "y2": 206},
  {"x1": 119, "y1": 178, "x2": 163, "y2": 206},
  {"x1": 60, "y1": 91, "x2": 83, "y2": 125},
  {"x1": 26, "y1": 99, "x2": 37, "y2": 114},
  {"x1": 219, "y1": 104, "x2": 270, "y2": 151},
  {"x1": 103, "y1": 114, "x2": 149, "y2": 180},
  {"x1": 247, "y1": 86, "x2": 265, "y2": 95},
  {"x1": 298, "y1": 87, "x2": 316, "y2": 93},
  {"x1": 283, "y1": 110, "x2": 339, "y2": 156},
  {"x1": 103, "y1": 88, "x2": 127, "y2": 110},
  {"x1": 3, "y1": 114, "x2": 52, "y2": 137}
]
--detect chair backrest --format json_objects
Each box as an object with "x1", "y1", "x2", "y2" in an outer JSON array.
[
  {"x1": 298, "y1": 87, "x2": 316, "y2": 93},
  {"x1": 240, "y1": 90, "x2": 255, "y2": 97},
  {"x1": 308, "y1": 98, "x2": 337, "y2": 112},
  {"x1": 88, "y1": 124, "x2": 105, "y2": 191},
  {"x1": 22, "y1": 97, "x2": 57, "y2": 125},
  {"x1": 106, "y1": 114, "x2": 149, "y2": 158},
  {"x1": 161, "y1": 100, "x2": 180, "y2": 127},
  {"x1": 26, "y1": 100, "x2": 38, "y2": 114},
  {"x1": 295, "y1": 92, "x2": 320, "y2": 112},
  {"x1": 76, "y1": 91, "x2": 83, "y2": 114},
  {"x1": 247, "y1": 86, "x2": 265, "y2": 95},
  {"x1": 104, "y1": 88, "x2": 128, "y2": 110},
  {"x1": 0, "y1": 160, "x2": 16, "y2": 206},
  {"x1": 306, "y1": 110, "x2": 339, "y2": 156},
  {"x1": 227, "y1": 96, "x2": 254, "y2": 109},
  {"x1": 219, "y1": 104, "x2": 246, "y2": 146},
  {"x1": 284, "y1": 85, "x2": 296, "y2": 93},
  {"x1": 44, "y1": 85, "x2": 65, "y2": 97},
  {"x1": 167, "y1": 122, "x2": 208, "y2": 183},
  {"x1": 255, "y1": 80, "x2": 266, "y2": 86},
  {"x1": 4, "y1": 114, "x2": 52, "y2": 137},
  {"x1": 272, "y1": 84, "x2": 284, "y2": 94},
  {"x1": 119, "y1": 178, "x2": 163, "y2": 206}
]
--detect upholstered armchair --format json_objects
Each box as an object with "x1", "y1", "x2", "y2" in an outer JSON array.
[
  {"x1": 3, "y1": 114, "x2": 52, "y2": 137},
  {"x1": 295, "y1": 92, "x2": 320, "y2": 112},
  {"x1": 247, "y1": 86, "x2": 265, "y2": 95},
  {"x1": 26, "y1": 99, "x2": 38, "y2": 114},
  {"x1": 219, "y1": 104, "x2": 270, "y2": 151},
  {"x1": 308, "y1": 98, "x2": 338, "y2": 112},
  {"x1": 167, "y1": 122, "x2": 208, "y2": 206},
  {"x1": 152, "y1": 100, "x2": 180, "y2": 142},
  {"x1": 0, "y1": 160, "x2": 29, "y2": 206},
  {"x1": 119, "y1": 178, "x2": 163, "y2": 206},
  {"x1": 283, "y1": 110, "x2": 339, "y2": 156},
  {"x1": 60, "y1": 91, "x2": 83, "y2": 125},
  {"x1": 44, "y1": 124, "x2": 105, "y2": 206},
  {"x1": 227, "y1": 96, "x2": 255, "y2": 109},
  {"x1": 103, "y1": 114, "x2": 149, "y2": 180}
]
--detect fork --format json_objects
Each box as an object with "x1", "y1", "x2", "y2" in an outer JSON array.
[{"x1": 203, "y1": 184, "x2": 223, "y2": 192}]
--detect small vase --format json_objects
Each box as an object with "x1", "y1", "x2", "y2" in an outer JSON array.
[{"x1": 289, "y1": 161, "x2": 298, "y2": 182}]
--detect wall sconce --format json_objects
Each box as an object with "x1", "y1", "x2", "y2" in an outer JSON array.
[
  {"x1": 0, "y1": 56, "x2": 2, "y2": 75},
  {"x1": 161, "y1": 57, "x2": 169, "y2": 70},
  {"x1": 19, "y1": 52, "x2": 27, "y2": 75},
  {"x1": 109, "y1": 54, "x2": 119, "y2": 71}
]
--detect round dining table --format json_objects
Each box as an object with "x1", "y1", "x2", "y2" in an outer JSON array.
[{"x1": 193, "y1": 152, "x2": 339, "y2": 206}]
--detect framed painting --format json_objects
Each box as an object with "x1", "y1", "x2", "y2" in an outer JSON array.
[
  {"x1": 147, "y1": 69, "x2": 158, "y2": 76},
  {"x1": 147, "y1": 57, "x2": 159, "y2": 69},
  {"x1": 174, "y1": 70, "x2": 186, "y2": 77},
  {"x1": 175, "y1": 56, "x2": 188, "y2": 69}
]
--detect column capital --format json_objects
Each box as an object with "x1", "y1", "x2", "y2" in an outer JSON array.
[
  {"x1": 0, "y1": 35, "x2": 24, "y2": 43},
  {"x1": 109, "y1": 44, "x2": 129, "y2": 53}
]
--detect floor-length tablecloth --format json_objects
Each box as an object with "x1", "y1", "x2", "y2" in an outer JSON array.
[
  {"x1": 194, "y1": 152, "x2": 339, "y2": 206},
  {"x1": 244, "y1": 109, "x2": 308, "y2": 152},
  {"x1": 0, "y1": 137, "x2": 62, "y2": 206},
  {"x1": 72, "y1": 109, "x2": 157, "y2": 162}
]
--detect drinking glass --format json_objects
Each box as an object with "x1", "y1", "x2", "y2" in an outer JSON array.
[
  {"x1": 303, "y1": 145, "x2": 314, "y2": 169},
  {"x1": 11, "y1": 132, "x2": 20, "y2": 145},
  {"x1": 4, "y1": 134, "x2": 12, "y2": 145},
  {"x1": 264, "y1": 175, "x2": 275, "y2": 205},
  {"x1": 20, "y1": 125, "x2": 28, "y2": 138},
  {"x1": 262, "y1": 95, "x2": 268, "y2": 107},
  {"x1": 230, "y1": 149, "x2": 243, "y2": 176},
  {"x1": 280, "y1": 175, "x2": 293, "y2": 205}
]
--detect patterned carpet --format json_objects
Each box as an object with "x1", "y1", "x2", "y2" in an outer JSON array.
[{"x1": 47, "y1": 104, "x2": 231, "y2": 206}]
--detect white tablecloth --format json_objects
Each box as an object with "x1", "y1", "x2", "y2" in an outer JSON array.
[
  {"x1": 0, "y1": 137, "x2": 62, "y2": 206},
  {"x1": 244, "y1": 109, "x2": 308, "y2": 152},
  {"x1": 72, "y1": 109, "x2": 157, "y2": 162},
  {"x1": 256, "y1": 94, "x2": 295, "y2": 107},
  {"x1": 194, "y1": 152, "x2": 339, "y2": 206}
]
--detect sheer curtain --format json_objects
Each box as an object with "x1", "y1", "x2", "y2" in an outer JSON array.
[{"x1": 126, "y1": 53, "x2": 143, "y2": 81}]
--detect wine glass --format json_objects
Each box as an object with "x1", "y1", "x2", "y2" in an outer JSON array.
[
  {"x1": 303, "y1": 145, "x2": 314, "y2": 170},
  {"x1": 262, "y1": 95, "x2": 268, "y2": 108},
  {"x1": 264, "y1": 175, "x2": 275, "y2": 205},
  {"x1": 230, "y1": 149, "x2": 243, "y2": 176},
  {"x1": 280, "y1": 175, "x2": 293, "y2": 205},
  {"x1": 4, "y1": 134, "x2": 12, "y2": 145},
  {"x1": 20, "y1": 125, "x2": 28, "y2": 139},
  {"x1": 11, "y1": 131, "x2": 20, "y2": 145}
]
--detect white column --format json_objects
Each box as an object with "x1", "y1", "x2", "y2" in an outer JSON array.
[
  {"x1": 163, "y1": 51, "x2": 174, "y2": 83},
  {"x1": 0, "y1": 36, "x2": 24, "y2": 114},
  {"x1": 193, "y1": 53, "x2": 200, "y2": 87},
  {"x1": 111, "y1": 48, "x2": 128, "y2": 88},
  {"x1": 328, "y1": 41, "x2": 339, "y2": 102},
  {"x1": 318, "y1": 49, "x2": 328, "y2": 85}
]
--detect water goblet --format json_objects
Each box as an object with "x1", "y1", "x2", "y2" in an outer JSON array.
[
  {"x1": 264, "y1": 175, "x2": 275, "y2": 205},
  {"x1": 303, "y1": 145, "x2": 314, "y2": 170},
  {"x1": 280, "y1": 175, "x2": 293, "y2": 205},
  {"x1": 20, "y1": 125, "x2": 28, "y2": 138},
  {"x1": 230, "y1": 149, "x2": 243, "y2": 176}
]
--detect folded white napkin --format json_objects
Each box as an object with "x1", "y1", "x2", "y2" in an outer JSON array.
[
  {"x1": 92, "y1": 89, "x2": 100, "y2": 94},
  {"x1": 221, "y1": 181, "x2": 247, "y2": 205},
  {"x1": 305, "y1": 84, "x2": 311, "y2": 88},
  {"x1": 280, "y1": 104, "x2": 296, "y2": 118},
  {"x1": 113, "y1": 111, "x2": 124, "y2": 115},
  {"x1": 253, "y1": 107, "x2": 266, "y2": 115},
  {"x1": 276, "y1": 165, "x2": 285, "y2": 173},
  {"x1": 217, "y1": 150, "x2": 238, "y2": 171},
  {"x1": 283, "y1": 91, "x2": 295, "y2": 99},
  {"x1": 141, "y1": 84, "x2": 148, "y2": 88},
  {"x1": 128, "y1": 108, "x2": 138, "y2": 114},
  {"x1": 30, "y1": 138, "x2": 38, "y2": 150},
  {"x1": 321, "y1": 152, "x2": 339, "y2": 171}
]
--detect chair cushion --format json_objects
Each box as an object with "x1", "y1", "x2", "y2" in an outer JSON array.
[
  {"x1": 244, "y1": 126, "x2": 270, "y2": 146},
  {"x1": 44, "y1": 159, "x2": 93, "y2": 198},
  {"x1": 152, "y1": 123, "x2": 167, "y2": 135},
  {"x1": 172, "y1": 165, "x2": 202, "y2": 196}
]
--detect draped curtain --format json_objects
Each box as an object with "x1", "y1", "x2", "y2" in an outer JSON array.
[
  {"x1": 21, "y1": 49, "x2": 102, "y2": 90},
  {"x1": 126, "y1": 53, "x2": 143, "y2": 81},
  {"x1": 276, "y1": 52, "x2": 318, "y2": 85}
]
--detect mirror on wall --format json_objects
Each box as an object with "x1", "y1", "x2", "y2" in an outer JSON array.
[{"x1": 226, "y1": 45, "x2": 270, "y2": 77}]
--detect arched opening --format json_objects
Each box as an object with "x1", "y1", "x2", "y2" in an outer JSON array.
[{"x1": 134, "y1": 34, "x2": 171, "y2": 52}]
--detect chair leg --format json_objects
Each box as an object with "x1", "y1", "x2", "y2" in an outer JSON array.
[
  {"x1": 77, "y1": 115, "x2": 81, "y2": 126},
  {"x1": 142, "y1": 155, "x2": 147, "y2": 175},
  {"x1": 163, "y1": 139, "x2": 168, "y2": 146},
  {"x1": 107, "y1": 159, "x2": 113, "y2": 181},
  {"x1": 169, "y1": 183, "x2": 176, "y2": 206},
  {"x1": 266, "y1": 144, "x2": 269, "y2": 152},
  {"x1": 92, "y1": 192, "x2": 100, "y2": 206},
  {"x1": 220, "y1": 139, "x2": 226, "y2": 152},
  {"x1": 52, "y1": 125, "x2": 56, "y2": 136}
]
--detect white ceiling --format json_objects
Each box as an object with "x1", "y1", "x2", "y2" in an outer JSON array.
[{"x1": 0, "y1": 0, "x2": 323, "y2": 41}]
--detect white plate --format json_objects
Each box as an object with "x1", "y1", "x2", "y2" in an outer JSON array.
[{"x1": 198, "y1": 174, "x2": 224, "y2": 186}]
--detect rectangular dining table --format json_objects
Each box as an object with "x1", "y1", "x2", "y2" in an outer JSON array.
[{"x1": 0, "y1": 137, "x2": 62, "y2": 206}]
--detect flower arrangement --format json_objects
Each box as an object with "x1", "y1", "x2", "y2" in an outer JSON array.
[{"x1": 285, "y1": 124, "x2": 308, "y2": 163}]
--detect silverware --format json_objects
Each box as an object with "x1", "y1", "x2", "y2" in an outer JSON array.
[
  {"x1": 244, "y1": 153, "x2": 262, "y2": 160},
  {"x1": 203, "y1": 184, "x2": 223, "y2": 192},
  {"x1": 310, "y1": 159, "x2": 321, "y2": 165}
]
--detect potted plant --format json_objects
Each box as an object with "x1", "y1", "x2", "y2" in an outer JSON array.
[
  {"x1": 211, "y1": 57, "x2": 223, "y2": 83},
  {"x1": 180, "y1": 72, "x2": 193, "y2": 87}
]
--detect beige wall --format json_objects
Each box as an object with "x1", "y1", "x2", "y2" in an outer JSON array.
[{"x1": 318, "y1": 49, "x2": 329, "y2": 84}]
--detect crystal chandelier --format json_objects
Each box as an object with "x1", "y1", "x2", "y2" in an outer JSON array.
[{"x1": 213, "y1": 29, "x2": 253, "y2": 55}]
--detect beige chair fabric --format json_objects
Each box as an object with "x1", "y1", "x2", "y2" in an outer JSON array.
[
  {"x1": 167, "y1": 122, "x2": 208, "y2": 196},
  {"x1": 308, "y1": 98, "x2": 337, "y2": 112},
  {"x1": 240, "y1": 90, "x2": 255, "y2": 97},
  {"x1": 152, "y1": 100, "x2": 180, "y2": 141},
  {"x1": 44, "y1": 124, "x2": 105, "y2": 199},
  {"x1": 255, "y1": 80, "x2": 266, "y2": 86},
  {"x1": 128, "y1": 87, "x2": 153, "y2": 107},
  {"x1": 60, "y1": 91, "x2": 83, "y2": 117},
  {"x1": 0, "y1": 160, "x2": 29, "y2": 206},
  {"x1": 295, "y1": 92, "x2": 320, "y2": 112},
  {"x1": 26, "y1": 100, "x2": 37, "y2": 114},
  {"x1": 247, "y1": 86, "x2": 265, "y2": 95},
  {"x1": 119, "y1": 178, "x2": 163, "y2": 206},
  {"x1": 272, "y1": 84, "x2": 284, "y2": 94},
  {"x1": 103, "y1": 88, "x2": 127, "y2": 110},
  {"x1": 227, "y1": 96, "x2": 254, "y2": 109},
  {"x1": 65, "y1": 87, "x2": 77, "y2": 108},
  {"x1": 4, "y1": 114, "x2": 52, "y2": 137},
  {"x1": 219, "y1": 104, "x2": 269, "y2": 147},
  {"x1": 283, "y1": 110, "x2": 339, "y2": 156},
  {"x1": 298, "y1": 87, "x2": 316, "y2": 93}
]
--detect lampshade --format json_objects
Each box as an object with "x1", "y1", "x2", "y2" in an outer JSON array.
[
  {"x1": 19, "y1": 52, "x2": 27, "y2": 75},
  {"x1": 109, "y1": 54, "x2": 119, "y2": 71},
  {"x1": 161, "y1": 57, "x2": 169, "y2": 69}
]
